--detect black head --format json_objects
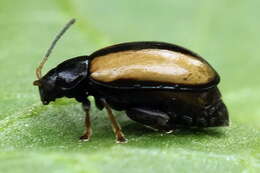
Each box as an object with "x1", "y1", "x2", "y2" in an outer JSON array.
[
  {"x1": 33, "y1": 56, "x2": 88, "y2": 105},
  {"x1": 33, "y1": 19, "x2": 90, "y2": 105}
]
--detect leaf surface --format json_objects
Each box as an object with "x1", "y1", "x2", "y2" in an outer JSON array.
[{"x1": 0, "y1": 0, "x2": 259, "y2": 172}]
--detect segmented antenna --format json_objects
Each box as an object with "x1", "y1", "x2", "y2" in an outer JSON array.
[{"x1": 36, "y1": 18, "x2": 76, "y2": 79}]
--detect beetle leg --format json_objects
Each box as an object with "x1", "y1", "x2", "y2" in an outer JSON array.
[
  {"x1": 80, "y1": 100, "x2": 92, "y2": 141},
  {"x1": 126, "y1": 107, "x2": 173, "y2": 131},
  {"x1": 100, "y1": 99, "x2": 127, "y2": 143}
]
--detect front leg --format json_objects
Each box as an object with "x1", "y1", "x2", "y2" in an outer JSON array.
[{"x1": 80, "y1": 99, "x2": 92, "y2": 141}]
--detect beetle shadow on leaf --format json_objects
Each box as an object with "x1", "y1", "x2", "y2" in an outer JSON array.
[
  {"x1": 124, "y1": 122, "x2": 226, "y2": 139},
  {"x1": 122, "y1": 122, "x2": 228, "y2": 149}
]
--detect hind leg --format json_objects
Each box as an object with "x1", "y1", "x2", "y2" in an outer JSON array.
[{"x1": 126, "y1": 107, "x2": 174, "y2": 131}]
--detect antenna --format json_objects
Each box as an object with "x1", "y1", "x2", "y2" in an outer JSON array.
[{"x1": 35, "y1": 18, "x2": 76, "y2": 79}]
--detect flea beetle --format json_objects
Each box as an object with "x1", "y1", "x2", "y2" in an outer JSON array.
[{"x1": 33, "y1": 19, "x2": 229, "y2": 143}]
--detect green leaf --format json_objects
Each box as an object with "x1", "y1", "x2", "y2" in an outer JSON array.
[{"x1": 0, "y1": 0, "x2": 259, "y2": 172}]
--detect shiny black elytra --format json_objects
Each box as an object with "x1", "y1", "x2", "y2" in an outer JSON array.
[{"x1": 33, "y1": 19, "x2": 229, "y2": 143}]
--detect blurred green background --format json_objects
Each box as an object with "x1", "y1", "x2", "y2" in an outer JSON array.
[{"x1": 0, "y1": 0, "x2": 259, "y2": 172}]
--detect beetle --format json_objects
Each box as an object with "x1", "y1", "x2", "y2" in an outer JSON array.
[{"x1": 33, "y1": 19, "x2": 228, "y2": 143}]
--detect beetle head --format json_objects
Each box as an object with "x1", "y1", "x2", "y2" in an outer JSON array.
[
  {"x1": 33, "y1": 56, "x2": 88, "y2": 105},
  {"x1": 33, "y1": 19, "x2": 90, "y2": 105}
]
